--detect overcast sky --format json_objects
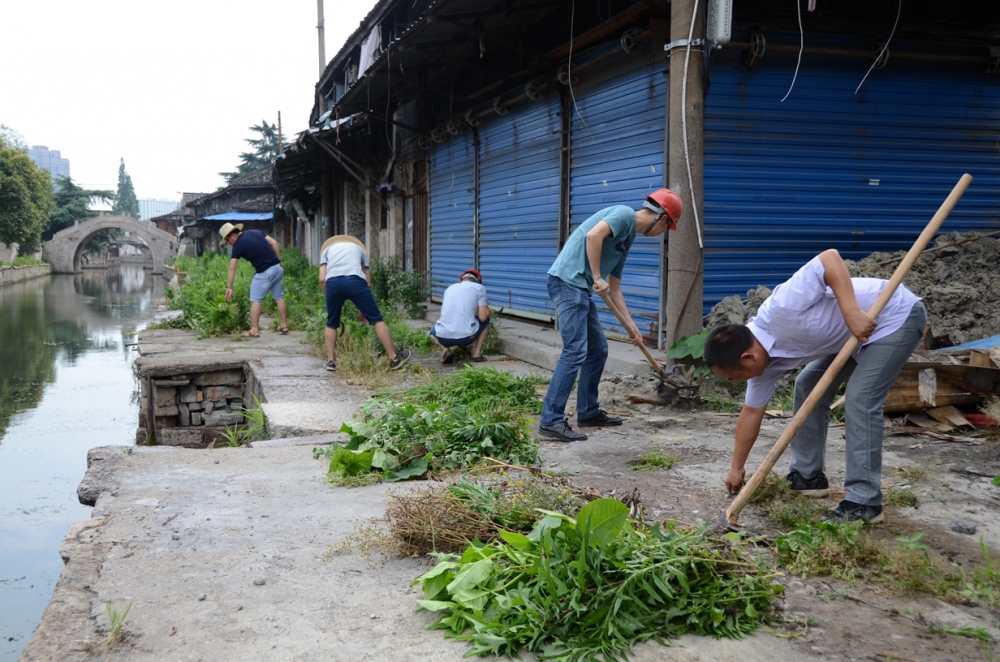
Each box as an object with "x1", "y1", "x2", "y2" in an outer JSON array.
[{"x1": 0, "y1": 0, "x2": 375, "y2": 201}]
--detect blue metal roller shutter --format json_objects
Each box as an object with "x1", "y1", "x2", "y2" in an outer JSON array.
[
  {"x1": 429, "y1": 130, "x2": 477, "y2": 299},
  {"x1": 569, "y1": 50, "x2": 668, "y2": 336},
  {"x1": 703, "y1": 39, "x2": 1000, "y2": 313},
  {"x1": 478, "y1": 95, "x2": 562, "y2": 318}
]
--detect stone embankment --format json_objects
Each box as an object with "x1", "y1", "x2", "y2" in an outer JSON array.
[{"x1": 0, "y1": 263, "x2": 51, "y2": 286}]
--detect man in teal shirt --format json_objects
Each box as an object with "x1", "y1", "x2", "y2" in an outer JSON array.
[{"x1": 539, "y1": 189, "x2": 682, "y2": 442}]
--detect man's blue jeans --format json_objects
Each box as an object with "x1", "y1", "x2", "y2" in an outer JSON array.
[
  {"x1": 788, "y1": 302, "x2": 927, "y2": 506},
  {"x1": 540, "y1": 275, "x2": 608, "y2": 426}
]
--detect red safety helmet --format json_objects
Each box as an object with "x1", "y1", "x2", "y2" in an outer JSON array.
[
  {"x1": 644, "y1": 188, "x2": 683, "y2": 231},
  {"x1": 460, "y1": 269, "x2": 483, "y2": 284}
]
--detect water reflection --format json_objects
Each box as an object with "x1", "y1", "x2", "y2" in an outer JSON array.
[
  {"x1": 0, "y1": 265, "x2": 163, "y2": 661},
  {"x1": 0, "y1": 267, "x2": 161, "y2": 441}
]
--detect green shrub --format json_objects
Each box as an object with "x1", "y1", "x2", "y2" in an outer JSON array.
[{"x1": 370, "y1": 255, "x2": 431, "y2": 318}]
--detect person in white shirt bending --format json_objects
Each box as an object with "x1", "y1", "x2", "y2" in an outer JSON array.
[
  {"x1": 704, "y1": 249, "x2": 926, "y2": 524},
  {"x1": 318, "y1": 236, "x2": 410, "y2": 373},
  {"x1": 430, "y1": 269, "x2": 490, "y2": 364}
]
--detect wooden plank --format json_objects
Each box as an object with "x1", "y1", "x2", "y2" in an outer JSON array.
[
  {"x1": 970, "y1": 350, "x2": 993, "y2": 368},
  {"x1": 918, "y1": 368, "x2": 937, "y2": 407},
  {"x1": 927, "y1": 405, "x2": 972, "y2": 428},
  {"x1": 906, "y1": 413, "x2": 937, "y2": 428}
]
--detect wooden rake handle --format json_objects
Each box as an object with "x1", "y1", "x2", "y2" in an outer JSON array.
[
  {"x1": 598, "y1": 292, "x2": 666, "y2": 379},
  {"x1": 724, "y1": 173, "x2": 973, "y2": 526}
]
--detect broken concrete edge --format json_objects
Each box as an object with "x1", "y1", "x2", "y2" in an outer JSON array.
[{"x1": 78, "y1": 445, "x2": 182, "y2": 506}]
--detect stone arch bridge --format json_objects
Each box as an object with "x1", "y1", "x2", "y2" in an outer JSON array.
[{"x1": 45, "y1": 215, "x2": 178, "y2": 274}]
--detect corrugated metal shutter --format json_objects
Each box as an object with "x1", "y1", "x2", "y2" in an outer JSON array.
[
  {"x1": 478, "y1": 95, "x2": 562, "y2": 318},
  {"x1": 704, "y1": 42, "x2": 1000, "y2": 313},
  {"x1": 429, "y1": 130, "x2": 477, "y2": 299},
  {"x1": 569, "y1": 50, "x2": 668, "y2": 336}
]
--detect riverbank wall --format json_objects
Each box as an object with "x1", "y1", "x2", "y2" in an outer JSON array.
[{"x1": 0, "y1": 263, "x2": 52, "y2": 286}]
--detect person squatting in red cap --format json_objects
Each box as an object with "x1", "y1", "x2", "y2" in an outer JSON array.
[
  {"x1": 429, "y1": 269, "x2": 491, "y2": 364},
  {"x1": 538, "y1": 188, "x2": 682, "y2": 443}
]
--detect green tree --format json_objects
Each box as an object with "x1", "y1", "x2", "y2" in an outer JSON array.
[
  {"x1": 0, "y1": 145, "x2": 54, "y2": 257},
  {"x1": 46, "y1": 176, "x2": 115, "y2": 240},
  {"x1": 219, "y1": 120, "x2": 280, "y2": 182},
  {"x1": 112, "y1": 158, "x2": 140, "y2": 218},
  {"x1": 0, "y1": 124, "x2": 28, "y2": 153}
]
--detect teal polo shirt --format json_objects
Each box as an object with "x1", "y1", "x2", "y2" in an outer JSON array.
[{"x1": 547, "y1": 205, "x2": 636, "y2": 290}]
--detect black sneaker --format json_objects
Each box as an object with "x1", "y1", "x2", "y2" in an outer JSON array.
[
  {"x1": 786, "y1": 469, "x2": 830, "y2": 498},
  {"x1": 325, "y1": 360, "x2": 336, "y2": 372},
  {"x1": 577, "y1": 410, "x2": 624, "y2": 427},
  {"x1": 389, "y1": 348, "x2": 411, "y2": 370},
  {"x1": 823, "y1": 499, "x2": 884, "y2": 524},
  {"x1": 538, "y1": 421, "x2": 587, "y2": 443}
]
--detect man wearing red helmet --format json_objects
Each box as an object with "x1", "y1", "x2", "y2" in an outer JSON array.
[
  {"x1": 539, "y1": 188, "x2": 682, "y2": 442},
  {"x1": 430, "y1": 269, "x2": 491, "y2": 364}
]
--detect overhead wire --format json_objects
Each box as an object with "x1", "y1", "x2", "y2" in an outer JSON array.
[
  {"x1": 567, "y1": 0, "x2": 591, "y2": 136},
  {"x1": 681, "y1": 0, "x2": 704, "y2": 249},
  {"x1": 780, "y1": 0, "x2": 804, "y2": 102},
  {"x1": 855, "y1": 0, "x2": 902, "y2": 94}
]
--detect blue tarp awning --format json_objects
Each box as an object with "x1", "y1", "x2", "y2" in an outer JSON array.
[
  {"x1": 202, "y1": 211, "x2": 273, "y2": 222},
  {"x1": 948, "y1": 335, "x2": 1000, "y2": 351}
]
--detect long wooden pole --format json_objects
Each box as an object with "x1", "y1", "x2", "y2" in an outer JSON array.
[
  {"x1": 724, "y1": 173, "x2": 973, "y2": 527},
  {"x1": 598, "y1": 292, "x2": 666, "y2": 380}
]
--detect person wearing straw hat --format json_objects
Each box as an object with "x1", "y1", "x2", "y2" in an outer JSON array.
[
  {"x1": 318, "y1": 235, "x2": 410, "y2": 372},
  {"x1": 430, "y1": 269, "x2": 490, "y2": 364},
  {"x1": 221, "y1": 222, "x2": 289, "y2": 337}
]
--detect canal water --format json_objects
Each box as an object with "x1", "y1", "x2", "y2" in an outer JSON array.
[{"x1": 0, "y1": 265, "x2": 163, "y2": 661}]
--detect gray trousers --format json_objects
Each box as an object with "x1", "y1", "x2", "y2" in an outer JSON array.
[{"x1": 788, "y1": 302, "x2": 926, "y2": 506}]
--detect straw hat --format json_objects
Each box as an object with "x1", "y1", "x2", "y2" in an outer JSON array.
[
  {"x1": 320, "y1": 234, "x2": 366, "y2": 254},
  {"x1": 219, "y1": 222, "x2": 244, "y2": 244}
]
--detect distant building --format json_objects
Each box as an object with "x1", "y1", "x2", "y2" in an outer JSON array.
[
  {"x1": 150, "y1": 192, "x2": 207, "y2": 237},
  {"x1": 138, "y1": 198, "x2": 180, "y2": 221},
  {"x1": 27, "y1": 145, "x2": 70, "y2": 182}
]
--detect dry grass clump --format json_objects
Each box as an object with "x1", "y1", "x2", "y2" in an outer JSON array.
[
  {"x1": 387, "y1": 488, "x2": 497, "y2": 555},
  {"x1": 386, "y1": 469, "x2": 592, "y2": 555},
  {"x1": 747, "y1": 471, "x2": 829, "y2": 529},
  {"x1": 981, "y1": 396, "x2": 1000, "y2": 425}
]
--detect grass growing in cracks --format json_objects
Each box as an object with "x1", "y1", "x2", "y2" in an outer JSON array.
[{"x1": 104, "y1": 601, "x2": 132, "y2": 649}]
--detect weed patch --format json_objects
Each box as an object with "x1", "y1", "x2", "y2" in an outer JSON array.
[
  {"x1": 219, "y1": 394, "x2": 268, "y2": 447},
  {"x1": 775, "y1": 521, "x2": 884, "y2": 579},
  {"x1": 884, "y1": 487, "x2": 918, "y2": 508},
  {"x1": 629, "y1": 451, "x2": 679, "y2": 471},
  {"x1": 103, "y1": 601, "x2": 132, "y2": 650},
  {"x1": 416, "y1": 499, "x2": 782, "y2": 659},
  {"x1": 747, "y1": 472, "x2": 828, "y2": 529},
  {"x1": 894, "y1": 464, "x2": 929, "y2": 483}
]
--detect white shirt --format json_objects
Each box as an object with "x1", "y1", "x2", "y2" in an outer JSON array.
[
  {"x1": 320, "y1": 242, "x2": 368, "y2": 280},
  {"x1": 433, "y1": 281, "x2": 489, "y2": 339},
  {"x1": 744, "y1": 256, "x2": 920, "y2": 408}
]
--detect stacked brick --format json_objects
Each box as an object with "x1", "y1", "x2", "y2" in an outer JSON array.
[{"x1": 137, "y1": 369, "x2": 247, "y2": 447}]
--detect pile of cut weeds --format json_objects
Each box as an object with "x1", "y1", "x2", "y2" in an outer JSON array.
[{"x1": 316, "y1": 366, "x2": 545, "y2": 483}]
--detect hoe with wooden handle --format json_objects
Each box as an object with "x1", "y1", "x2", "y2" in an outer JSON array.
[
  {"x1": 598, "y1": 292, "x2": 667, "y2": 380},
  {"x1": 722, "y1": 173, "x2": 973, "y2": 530}
]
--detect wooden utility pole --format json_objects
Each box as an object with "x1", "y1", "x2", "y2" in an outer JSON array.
[
  {"x1": 318, "y1": 0, "x2": 327, "y2": 115},
  {"x1": 277, "y1": 111, "x2": 284, "y2": 156}
]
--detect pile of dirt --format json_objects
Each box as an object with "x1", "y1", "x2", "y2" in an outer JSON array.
[
  {"x1": 703, "y1": 285, "x2": 773, "y2": 329},
  {"x1": 845, "y1": 231, "x2": 1000, "y2": 345},
  {"x1": 702, "y1": 232, "x2": 1000, "y2": 346}
]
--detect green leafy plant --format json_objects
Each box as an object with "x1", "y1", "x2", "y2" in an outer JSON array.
[
  {"x1": 667, "y1": 331, "x2": 710, "y2": 378},
  {"x1": 747, "y1": 472, "x2": 828, "y2": 529},
  {"x1": 370, "y1": 255, "x2": 431, "y2": 319},
  {"x1": 992, "y1": 476, "x2": 1000, "y2": 488},
  {"x1": 104, "y1": 601, "x2": 132, "y2": 649},
  {"x1": 775, "y1": 521, "x2": 883, "y2": 579},
  {"x1": 415, "y1": 499, "x2": 781, "y2": 659},
  {"x1": 895, "y1": 532, "x2": 928, "y2": 552}
]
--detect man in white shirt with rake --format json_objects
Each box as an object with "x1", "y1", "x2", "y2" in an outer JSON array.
[{"x1": 704, "y1": 249, "x2": 926, "y2": 523}]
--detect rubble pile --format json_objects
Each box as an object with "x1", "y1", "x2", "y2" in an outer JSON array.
[
  {"x1": 846, "y1": 231, "x2": 1000, "y2": 345},
  {"x1": 703, "y1": 232, "x2": 1000, "y2": 346}
]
